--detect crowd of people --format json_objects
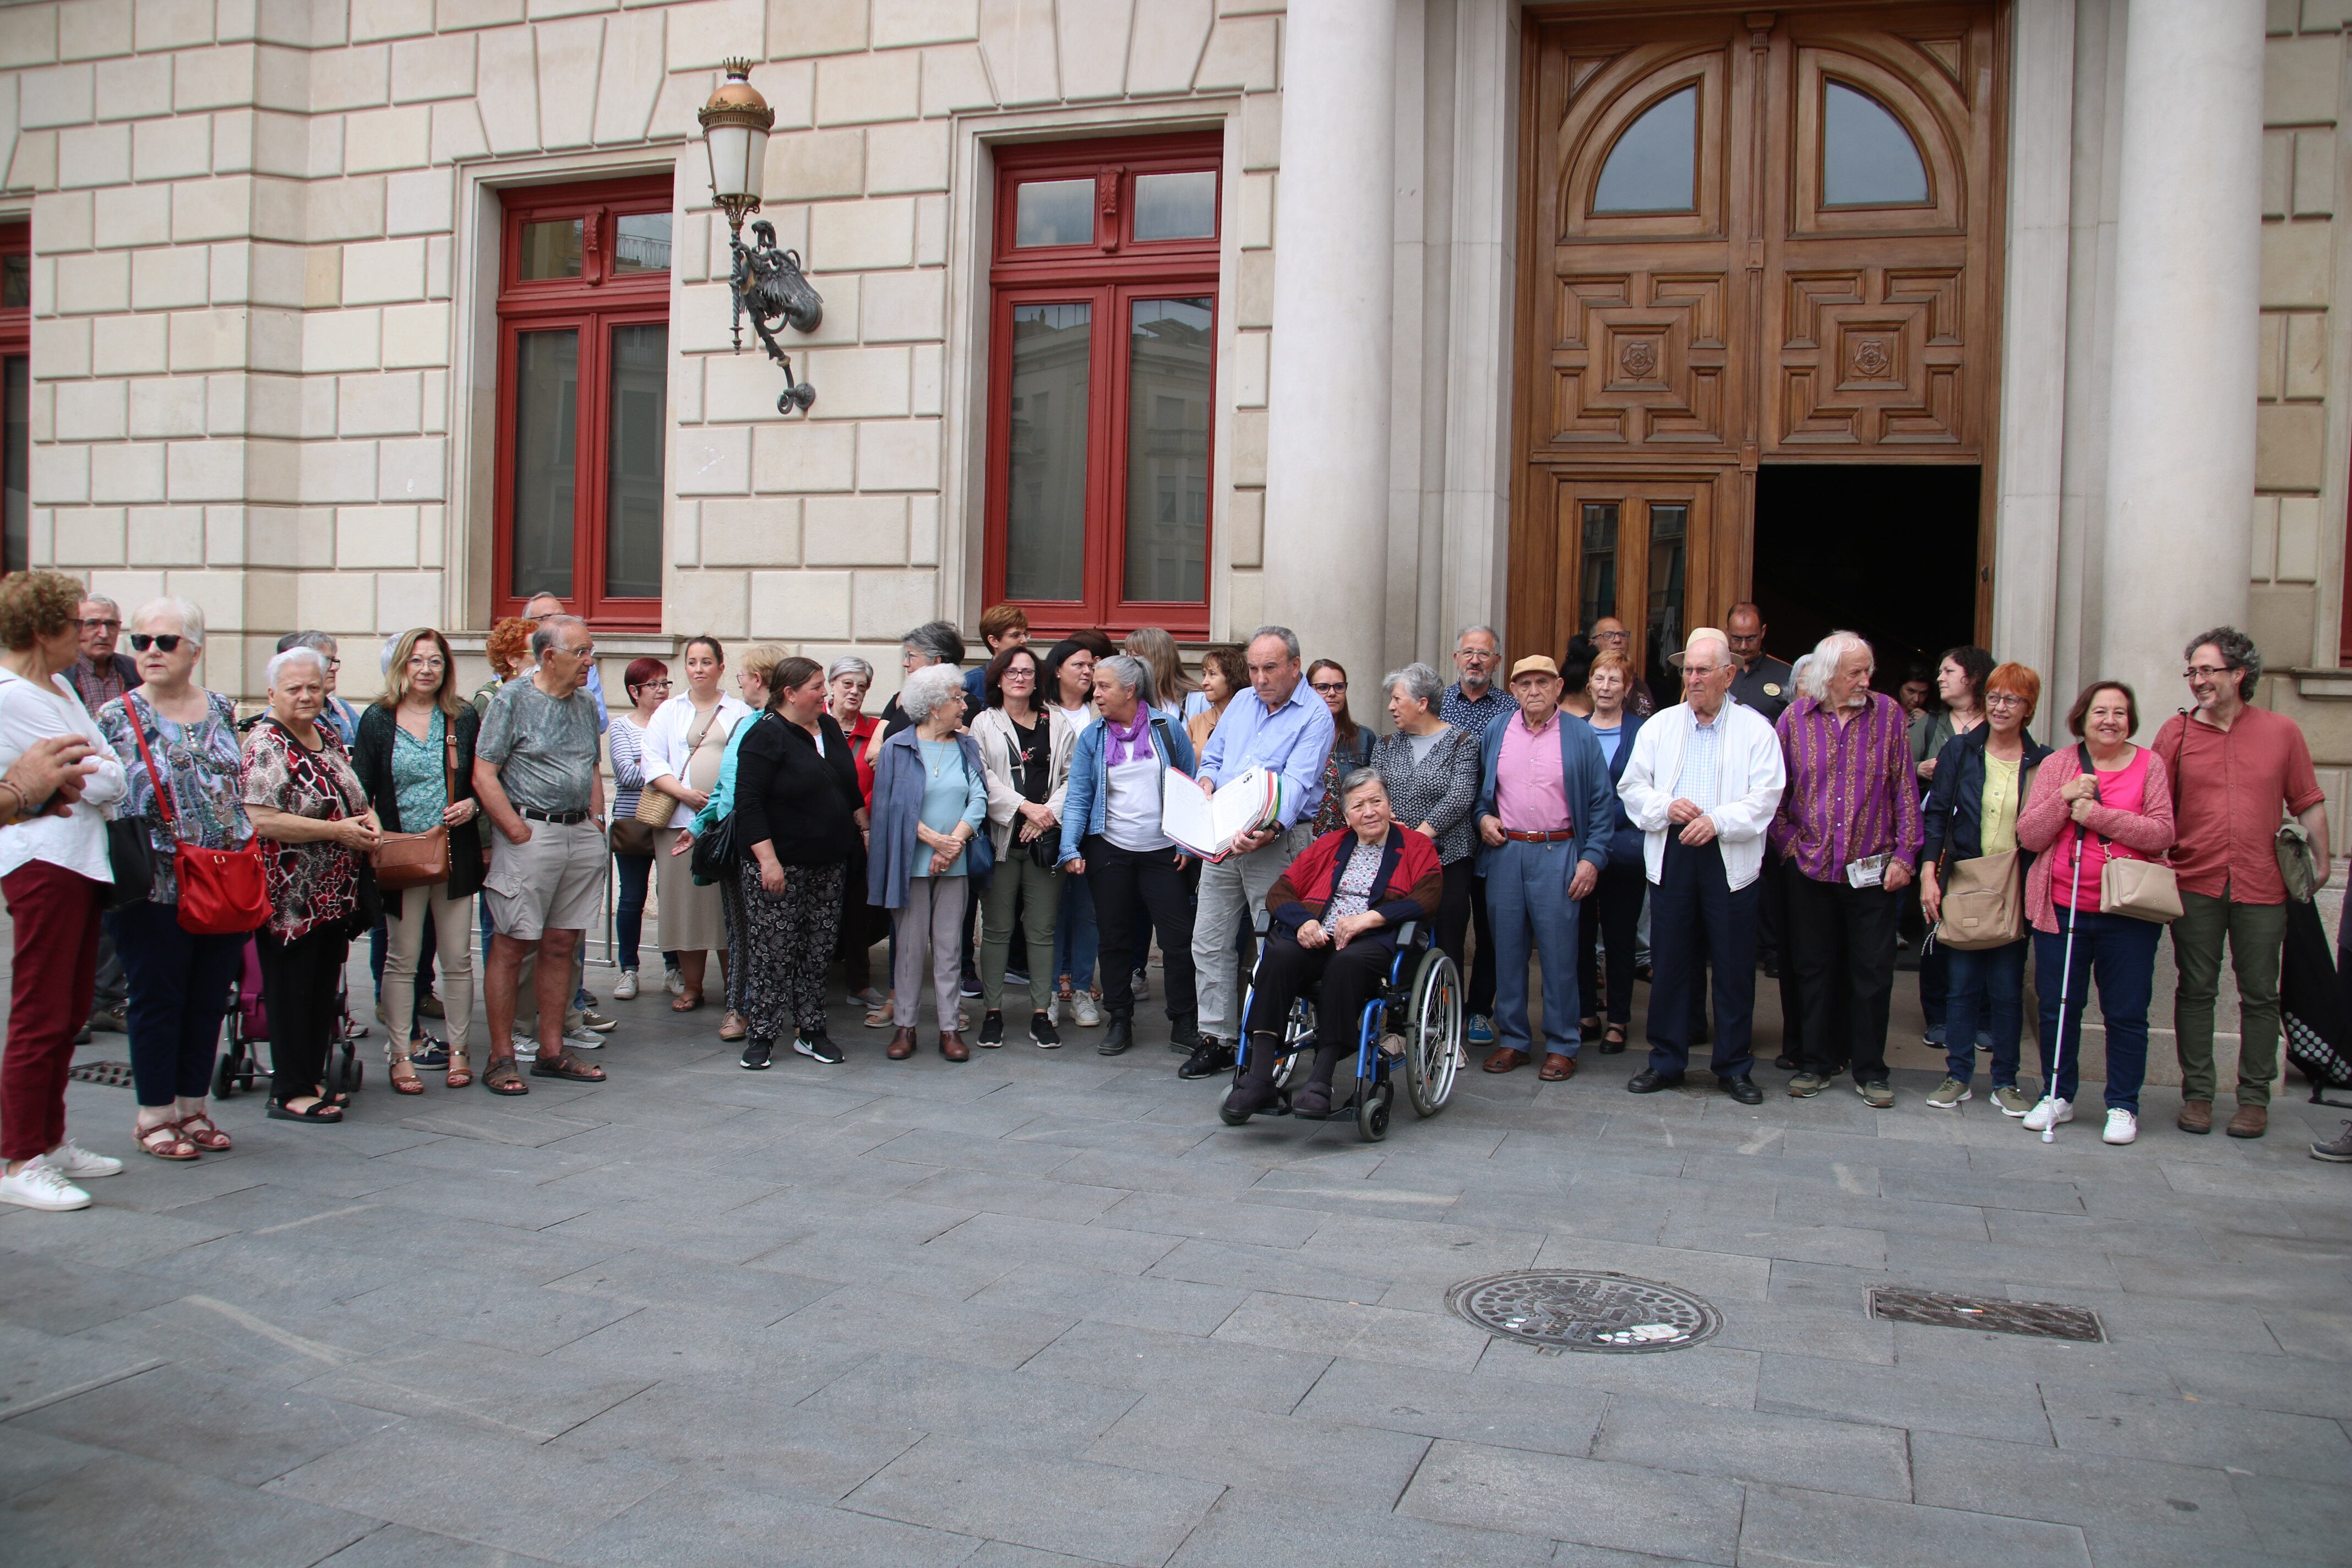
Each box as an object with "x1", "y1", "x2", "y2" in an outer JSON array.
[{"x1": 1, "y1": 566, "x2": 2346, "y2": 1215}]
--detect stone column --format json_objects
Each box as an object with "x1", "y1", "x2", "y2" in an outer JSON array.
[
  {"x1": 2098, "y1": 0, "x2": 2264, "y2": 709},
  {"x1": 1261, "y1": 0, "x2": 1397, "y2": 690}
]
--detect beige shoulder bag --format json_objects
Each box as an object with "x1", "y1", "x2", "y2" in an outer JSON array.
[
  {"x1": 2081, "y1": 743, "x2": 2181, "y2": 923},
  {"x1": 634, "y1": 704, "x2": 721, "y2": 829}
]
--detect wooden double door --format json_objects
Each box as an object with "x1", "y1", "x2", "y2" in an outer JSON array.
[{"x1": 1509, "y1": 3, "x2": 2005, "y2": 685}]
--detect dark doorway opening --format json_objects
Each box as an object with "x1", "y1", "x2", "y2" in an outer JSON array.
[{"x1": 1751, "y1": 464, "x2": 1980, "y2": 692}]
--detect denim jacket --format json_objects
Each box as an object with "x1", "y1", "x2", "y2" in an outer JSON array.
[{"x1": 1058, "y1": 708, "x2": 1196, "y2": 865}]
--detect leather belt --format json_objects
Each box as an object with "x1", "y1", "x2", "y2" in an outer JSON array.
[
  {"x1": 521, "y1": 807, "x2": 590, "y2": 825},
  {"x1": 1501, "y1": 829, "x2": 1575, "y2": 844}
]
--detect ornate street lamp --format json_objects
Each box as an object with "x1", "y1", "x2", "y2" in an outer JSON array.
[{"x1": 700, "y1": 58, "x2": 821, "y2": 414}]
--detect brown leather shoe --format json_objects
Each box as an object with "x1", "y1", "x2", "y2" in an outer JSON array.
[
  {"x1": 2177, "y1": 1099, "x2": 2213, "y2": 1135},
  {"x1": 1483, "y1": 1047, "x2": 1528, "y2": 1074},
  {"x1": 939, "y1": 1031, "x2": 970, "y2": 1062},
  {"x1": 2226, "y1": 1103, "x2": 2268, "y2": 1139},
  {"x1": 887, "y1": 1026, "x2": 917, "y2": 1060},
  {"x1": 1539, "y1": 1053, "x2": 1577, "y2": 1081}
]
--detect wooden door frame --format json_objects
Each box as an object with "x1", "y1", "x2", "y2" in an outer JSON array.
[{"x1": 1508, "y1": 1, "x2": 2008, "y2": 667}]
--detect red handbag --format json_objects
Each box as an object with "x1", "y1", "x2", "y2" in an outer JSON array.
[{"x1": 126, "y1": 700, "x2": 273, "y2": 936}]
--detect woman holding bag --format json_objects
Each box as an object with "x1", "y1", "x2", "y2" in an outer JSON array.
[
  {"x1": 1918, "y1": 663, "x2": 2051, "y2": 1117},
  {"x1": 643, "y1": 637, "x2": 750, "y2": 1019},
  {"x1": 354, "y1": 628, "x2": 483, "y2": 1093},
  {"x1": 96, "y1": 598, "x2": 258, "y2": 1157},
  {"x1": 2014, "y1": 680, "x2": 2176, "y2": 1145}
]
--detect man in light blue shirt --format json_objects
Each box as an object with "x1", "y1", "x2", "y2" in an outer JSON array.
[{"x1": 1182, "y1": 624, "x2": 1336, "y2": 1078}]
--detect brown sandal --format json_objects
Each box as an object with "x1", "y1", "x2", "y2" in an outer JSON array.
[
  {"x1": 444, "y1": 1050, "x2": 473, "y2": 1090},
  {"x1": 136, "y1": 1120, "x2": 199, "y2": 1161},
  {"x1": 175, "y1": 1111, "x2": 232, "y2": 1151},
  {"x1": 482, "y1": 1058, "x2": 528, "y2": 1096},
  {"x1": 529, "y1": 1050, "x2": 606, "y2": 1082},
  {"x1": 389, "y1": 1057, "x2": 425, "y2": 1096},
  {"x1": 672, "y1": 989, "x2": 704, "y2": 1012}
]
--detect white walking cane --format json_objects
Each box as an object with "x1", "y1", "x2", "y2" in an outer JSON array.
[{"x1": 2038, "y1": 826, "x2": 2088, "y2": 1144}]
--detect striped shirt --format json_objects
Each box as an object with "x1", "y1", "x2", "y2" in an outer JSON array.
[
  {"x1": 1674, "y1": 707, "x2": 1724, "y2": 813},
  {"x1": 1771, "y1": 692, "x2": 1921, "y2": 881}
]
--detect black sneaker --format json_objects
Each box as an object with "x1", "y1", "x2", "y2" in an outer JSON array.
[
  {"x1": 412, "y1": 1040, "x2": 450, "y2": 1069},
  {"x1": 960, "y1": 971, "x2": 983, "y2": 999},
  {"x1": 979, "y1": 1010, "x2": 1005, "y2": 1047},
  {"x1": 1030, "y1": 1011, "x2": 1061, "y2": 1048},
  {"x1": 1178, "y1": 1036, "x2": 1236, "y2": 1080},
  {"x1": 794, "y1": 1032, "x2": 845, "y2": 1065},
  {"x1": 739, "y1": 1038, "x2": 773, "y2": 1070}
]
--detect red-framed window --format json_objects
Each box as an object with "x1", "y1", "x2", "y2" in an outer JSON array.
[
  {"x1": 985, "y1": 134, "x2": 1221, "y2": 639},
  {"x1": 493, "y1": 176, "x2": 672, "y2": 629},
  {"x1": 1, "y1": 224, "x2": 26, "y2": 575}
]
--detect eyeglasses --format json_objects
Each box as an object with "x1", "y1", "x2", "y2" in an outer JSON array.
[
  {"x1": 1311, "y1": 681, "x2": 1347, "y2": 694},
  {"x1": 1985, "y1": 694, "x2": 2027, "y2": 709},
  {"x1": 1680, "y1": 665, "x2": 1722, "y2": 678},
  {"x1": 1456, "y1": 649, "x2": 1497, "y2": 662},
  {"x1": 323, "y1": 658, "x2": 341, "y2": 672},
  {"x1": 407, "y1": 656, "x2": 446, "y2": 671},
  {"x1": 80, "y1": 617, "x2": 121, "y2": 632},
  {"x1": 129, "y1": 634, "x2": 184, "y2": 652},
  {"x1": 2184, "y1": 664, "x2": 2232, "y2": 680}
]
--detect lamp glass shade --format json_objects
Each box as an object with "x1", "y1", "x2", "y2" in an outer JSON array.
[{"x1": 704, "y1": 123, "x2": 766, "y2": 204}]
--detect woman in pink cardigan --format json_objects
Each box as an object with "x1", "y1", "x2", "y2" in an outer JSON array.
[{"x1": 2015, "y1": 680, "x2": 2176, "y2": 1145}]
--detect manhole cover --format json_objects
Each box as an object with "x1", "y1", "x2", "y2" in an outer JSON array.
[
  {"x1": 66, "y1": 1060, "x2": 134, "y2": 1088},
  {"x1": 1868, "y1": 1287, "x2": 2104, "y2": 1342},
  {"x1": 1447, "y1": 1270, "x2": 1721, "y2": 1353}
]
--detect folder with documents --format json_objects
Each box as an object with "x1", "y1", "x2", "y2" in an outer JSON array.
[{"x1": 1161, "y1": 766, "x2": 1292, "y2": 861}]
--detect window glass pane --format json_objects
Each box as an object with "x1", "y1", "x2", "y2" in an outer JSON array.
[
  {"x1": 612, "y1": 213, "x2": 672, "y2": 274},
  {"x1": 605, "y1": 323, "x2": 667, "y2": 600},
  {"x1": 1124, "y1": 297, "x2": 1212, "y2": 603},
  {"x1": 1005, "y1": 302, "x2": 1091, "y2": 601},
  {"x1": 1014, "y1": 179, "x2": 1095, "y2": 247},
  {"x1": 519, "y1": 218, "x2": 584, "y2": 280},
  {"x1": 1593, "y1": 85, "x2": 1697, "y2": 214},
  {"x1": 511, "y1": 329, "x2": 579, "y2": 598},
  {"x1": 1579, "y1": 503, "x2": 1618, "y2": 631},
  {"x1": 1133, "y1": 171, "x2": 1217, "y2": 241},
  {"x1": 0, "y1": 255, "x2": 26, "y2": 309},
  {"x1": 2, "y1": 357, "x2": 23, "y2": 576},
  {"x1": 1643, "y1": 503, "x2": 1688, "y2": 693},
  {"x1": 1823, "y1": 82, "x2": 1929, "y2": 206}
]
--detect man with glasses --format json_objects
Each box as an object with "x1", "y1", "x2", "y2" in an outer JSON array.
[
  {"x1": 1442, "y1": 625, "x2": 1516, "y2": 1045},
  {"x1": 2154, "y1": 627, "x2": 2329, "y2": 1139},
  {"x1": 68, "y1": 597, "x2": 135, "y2": 716},
  {"x1": 1618, "y1": 629, "x2": 1785, "y2": 1102},
  {"x1": 524, "y1": 593, "x2": 610, "y2": 732},
  {"x1": 1589, "y1": 617, "x2": 1656, "y2": 716}
]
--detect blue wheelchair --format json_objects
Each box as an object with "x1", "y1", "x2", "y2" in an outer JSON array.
[{"x1": 1217, "y1": 913, "x2": 1463, "y2": 1141}]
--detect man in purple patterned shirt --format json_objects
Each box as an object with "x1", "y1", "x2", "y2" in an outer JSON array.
[{"x1": 1771, "y1": 631, "x2": 1921, "y2": 1107}]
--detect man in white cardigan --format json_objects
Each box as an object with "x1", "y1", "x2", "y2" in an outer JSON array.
[{"x1": 1617, "y1": 628, "x2": 1785, "y2": 1103}]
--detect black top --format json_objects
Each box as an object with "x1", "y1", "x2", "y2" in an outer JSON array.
[
  {"x1": 1731, "y1": 654, "x2": 1794, "y2": 724},
  {"x1": 351, "y1": 701, "x2": 486, "y2": 907},
  {"x1": 1010, "y1": 713, "x2": 1048, "y2": 804},
  {"x1": 735, "y1": 710, "x2": 863, "y2": 867}
]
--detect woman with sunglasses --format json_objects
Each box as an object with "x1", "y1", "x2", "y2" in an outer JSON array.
[
  {"x1": 94, "y1": 600, "x2": 250, "y2": 1163},
  {"x1": 607, "y1": 658, "x2": 679, "y2": 1001}
]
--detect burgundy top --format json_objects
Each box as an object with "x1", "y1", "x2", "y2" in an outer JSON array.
[
  {"x1": 1770, "y1": 691, "x2": 1922, "y2": 883},
  {"x1": 2152, "y1": 706, "x2": 2324, "y2": 905}
]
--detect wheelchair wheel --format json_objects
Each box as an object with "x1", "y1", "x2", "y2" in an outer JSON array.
[
  {"x1": 1355, "y1": 1074, "x2": 1392, "y2": 1141},
  {"x1": 212, "y1": 1054, "x2": 237, "y2": 1100},
  {"x1": 1404, "y1": 947, "x2": 1463, "y2": 1117},
  {"x1": 328, "y1": 1042, "x2": 363, "y2": 1099},
  {"x1": 1271, "y1": 999, "x2": 1311, "y2": 1090}
]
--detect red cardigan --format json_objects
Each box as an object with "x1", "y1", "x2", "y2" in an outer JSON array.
[{"x1": 1267, "y1": 824, "x2": 1443, "y2": 943}]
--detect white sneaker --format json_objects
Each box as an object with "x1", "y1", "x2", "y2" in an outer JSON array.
[
  {"x1": 613, "y1": 970, "x2": 640, "y2": 1001},
  {"x1": 1072, "y1": 993, "x2": 1103, "y2": 1027},
  {"x1": 562, "y1": 1028, "x2": 603, "y2": 1051},
  {"x1": 664, "y1": 965, "x2": 685, "y2": 997},
  {"x1": 2022, "y1": 1096, "x2": 2074, "y2": 1131},
  {"x1": 510, "y1": 1031, "x2": 540, "y2": 1058},
  {"x1": 44, "y1": 1139, "x2": 122, "y2": 1180},
  {"x1": 2102, "y1": 1108, "x2": 2138, "y2": 1145},
  {"x1": 0, "y1": 1157, "x2": 91, "y2": 1212}
]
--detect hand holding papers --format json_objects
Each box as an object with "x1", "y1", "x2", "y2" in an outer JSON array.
[{"x1": 1162, "y1": 766, "x2": 1291, "y2": 860}]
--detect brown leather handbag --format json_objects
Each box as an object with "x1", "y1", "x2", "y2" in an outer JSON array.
[{"x1": 371, "y1": 723, "x2": 457, "y2": 892}]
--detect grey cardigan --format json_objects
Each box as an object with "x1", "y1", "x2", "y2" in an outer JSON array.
[
  {"x1": 867, "y1": 726, "x2": 988, "y2": 910},
  {"x1": 1370, "y1": 724, "x2": 1482, "y2": 865}
]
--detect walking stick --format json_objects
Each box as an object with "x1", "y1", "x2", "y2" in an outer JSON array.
[{"x1": 2039, "y1": 822, "x2": 2088, "y2": 1145}]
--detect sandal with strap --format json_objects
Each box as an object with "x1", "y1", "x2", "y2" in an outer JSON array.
[
  {"x1": 530, "y1": 1050, "x2": 606, "y2": 1083},
  {"x1": 444, "y1": 1050, "x2": 473, "y2": 1090},
  {"x1": 175, "y1": 1111, "x2": 232, "y2": 1151},
  {"x1": 482, "y1": 1058, "x2": 529, "y2": 1096},
  {"x1": 672, "y1": 989, "x2": 705, "y2": 1013},
  {"x1": 135, "y1": 1119, "x2": 199, "y2": 1160},
  {"x1": 389, "y1": 1057, "x2": 426, "y2": 1096}
]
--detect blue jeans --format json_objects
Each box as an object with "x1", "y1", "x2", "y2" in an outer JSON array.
[
  {"x1": 1486, "y1": 837, "x2": 1585, "y2": 1056},
  {"x1": 2033, "y1": 906, "x2": 2160, "y2": 1112},
  {"x1": 1054, "y1": 869, "x2": 1099, "y2": 994},
  {"x1": 110, "y1": 900, "x2": 246, "y2": 1108},
  {"x1": 613, "y1": 852, "x2": 676, "y2": 974},
  {"x1": 1942, "y1": 938, "x2": 2025, "y2": 1089}
]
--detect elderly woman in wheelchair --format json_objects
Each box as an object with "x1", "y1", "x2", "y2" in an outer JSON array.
[{"x1": 1222, "y1": 768, "x2": 1443, "y2": 1121}]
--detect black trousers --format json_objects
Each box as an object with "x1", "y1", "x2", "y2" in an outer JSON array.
[
  {"x1": 1435, "y1": 857, "x2": 1473, "y2": 983},
  {"x1": 1785, "y1": 869, "x2": 1901, "y2": 1082},
  {"x1": 1244, "y1": 932, "x2": 1390, "y2": 1087},
  {"x1": 1643, "y1": 838, "x2": 1758, "y2": 1079},
  {"x1": 255, "y1": 925, "x2": 348, "y2": 1104},
  {"x1": 1082, "y1": 835, "x2": 1196, "y2": 1022},
  {"x1": 1576, "y1": 858, "x2": 1645, "y2": 1028},
  {"x1": 1467, "y1": 869, "x2": 1498, "y2": 1016},
  {"x1": 1756, "y1": 853, "x2": 1805, "y2": 1053}
]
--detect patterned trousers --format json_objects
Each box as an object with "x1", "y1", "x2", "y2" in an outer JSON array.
[{"x1": 734, "y1": 858, "x2": 845, "y2": 1041}]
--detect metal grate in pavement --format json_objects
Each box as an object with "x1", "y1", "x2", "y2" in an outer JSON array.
[
  {"x1": 1448, "y1": 1269, "x2": 1721, "y2": 1354},
  {"x1": 65, "y1": 1059, "x2": 135, "y2": 1088},
  {"x1": 1868, "y1": 1287, "x2": 2105, "y2": 1342}
]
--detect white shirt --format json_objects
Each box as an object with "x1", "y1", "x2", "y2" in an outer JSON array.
[
  {"x1": 642, "y1": 692, "x2": 752, "y2": 787},
  {"x1": 0, "y1": 665, "x2": 128, "y2": 885},
  {"x1": 1617, "y1": 699, "x2": 1784, "y2": 891},
  {"x1": 1103, "y1": 754, "x2": 1170, "y2": 852}
]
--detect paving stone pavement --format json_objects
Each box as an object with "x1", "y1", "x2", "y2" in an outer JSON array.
[{"x1": 6, "y1": 946, "x2": 2352, "y2": 1568}]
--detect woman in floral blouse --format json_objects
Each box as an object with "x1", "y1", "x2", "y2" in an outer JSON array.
[
  {"x1": 96, "y1": 598, "x2": 255, "y2": 1161},
  {"x1": 242, "y1": 646, "x2": 380, "y2": 1123}
]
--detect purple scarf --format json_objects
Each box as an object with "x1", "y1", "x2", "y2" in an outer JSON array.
[{"x1": 1104, "y1": 703, "x2": 1156, "y2": 767}]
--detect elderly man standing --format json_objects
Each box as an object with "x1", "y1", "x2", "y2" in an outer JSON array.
[
  {"x1": 1441, "y1": 625, "x2": 1516, "y2": 1047},
  {"x1": 522, "y1": 592, "x2": 611, "y2": 721},
  {"x1": 472, "y1": 615, "x2": 609, "y2": 1095},
  {"x1": 1619, "y1": 629, "x2": 1785, "y2": 1102},
  {"x1": 2157, "y1": 627, "x2": 2330, "y2": 1139},
  {"x1": 67, "y1": 596, "x2": 135, "y2": 715},
  {"x1": 1181, "y1": 625, "x2": 1335, "y2": 1079},
  {"x1": 1773, "y1": 631, "x2": 1921, "y2": 1107},
  {"x1": 1475, "y1": 656, "x2": 1615, "y2": 1080}
]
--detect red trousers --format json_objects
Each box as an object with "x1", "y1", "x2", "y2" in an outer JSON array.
[{"x1": 1, "y1": 859, "x2": 106, "y2": 1161}]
